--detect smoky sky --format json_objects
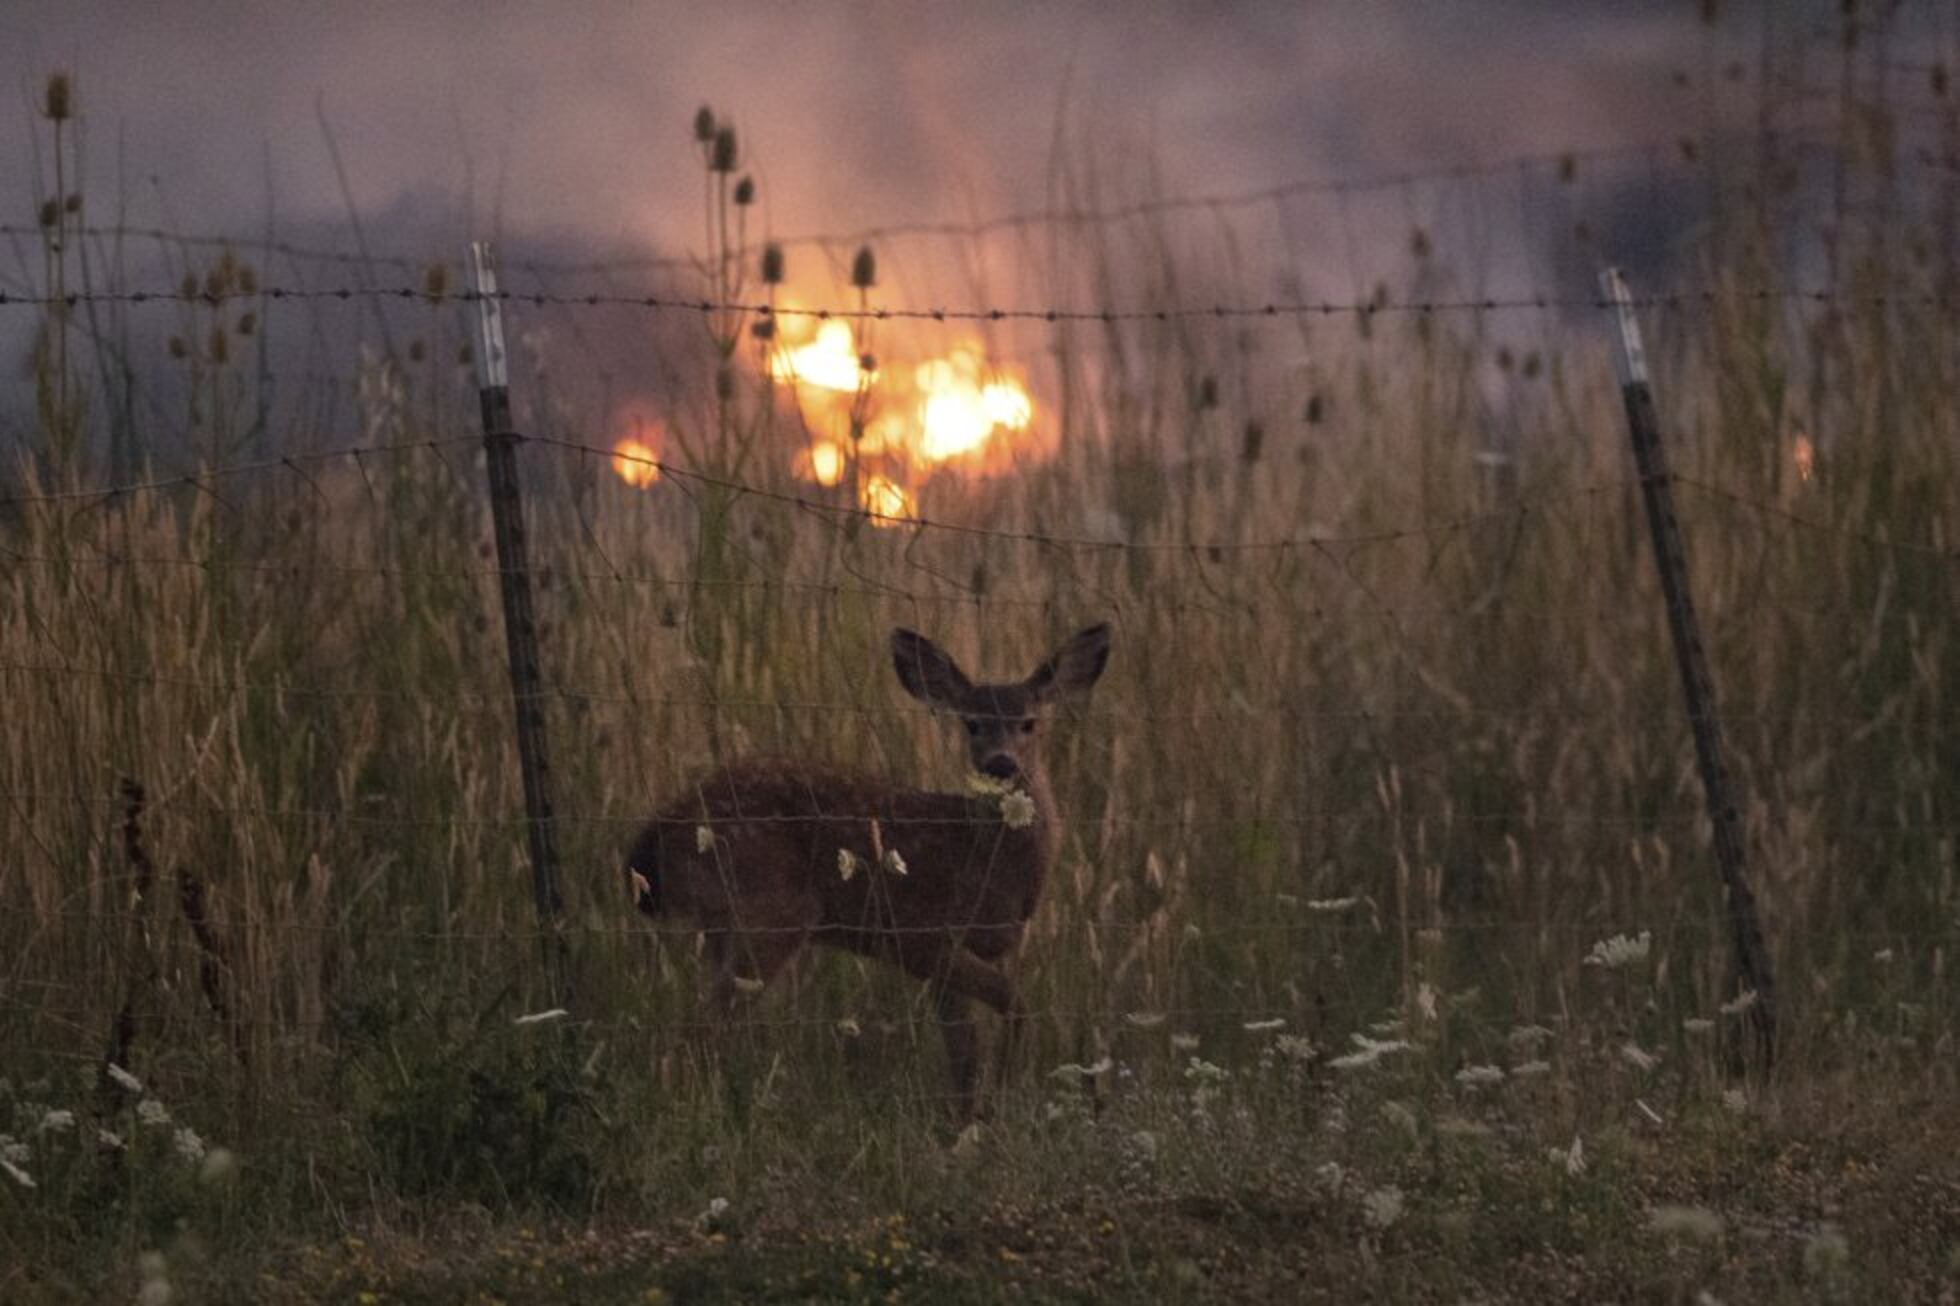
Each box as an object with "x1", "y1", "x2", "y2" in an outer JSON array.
[
  {"x1": 5, "y1": 2, "x2": 1787, "y2": 265},
  {"x1": 2, "y1": 0, "x2": 1948, "y2": 442}
]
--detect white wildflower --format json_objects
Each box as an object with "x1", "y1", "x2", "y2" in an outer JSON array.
[
  {"x1": 881, "y1": 848, "x2": 908, "y2": 877},
  {"x1": 1000, "y1": 791, "x2": 1037, "y2": 830},
  {"x1": 1306, "y1": 896, "x2": 1359, "y2": 913},
  {"x1": 513, "y1": 1008, "x2": 568, "y2": 1026},
  {"x1": 37, "y1": 1109, "x2": 74, "y2": 1133},
  {"x1": 1273, "y1": 1034, "x2": 1317, "y2": 1062},
  {"x1": 1415, "y1": 983, "x2": 1438, "y2": 1021},
  {"x1": 1550, "y1": 1135, "x2": 1586, "y2": 1176},
  {"x1": 1050, "y1": 1058, "x2": 1113, "y2": 1084},
  {"x1": 136, "y1": 1098, "x2": 171, "y2": 1128},
  {"x1": 1621, "y1": 1041, "x2": 1659, "y2": 1071},
  {"x1": 1242, "y1": 1018, "x2": 1285, "y2": 1032},
  {"x1": 1170, "y1": 1033, "x2": 1200, "y2": 1052},
  {"x1": 1507, "y1": 1023, "x2": 1555, "y2": 1048},
  {"x1": 1381, "y1": 1100, "x2": 1419, "y2": 1137},
  {"x1": 198, "y1": 1148, "x2": 238, "y2": 1184},
  {"x1": 1314, "y1": 1161, "x2": 1345, "y2": 1192},
  {"x1": 97, "y1": 1129, "x2": 125, "y2": 1151},
  {"x1": 1583, "y1": 930, "x2": 1652, "y2": 970},
  {"x1": 1128, "y1": 1130, "x2": 1158, "y2": 1163},
  {"x1": 105, "y1": 1063, "x2": 144, "y2": 1094},
  {"x1": 836, "y1": 1017, "x2": 861, "y2": 1038},
  {"x1": 0, "y1": 1156, "x2": 33, "y2": 1189},
  {"x1": 1682, "y1": 1017, "x2": 1715, "y2": 1034},
  {"x1": 1361, "y1": 1186, "x2": 1404, "y2": 1229},
  {"x1": 1124, "y1": 1011, "x2": 1166, "y2": 1029},
  {"x1": 1648, "y1": 1205, "x2": 1726, "y2": 1241},
  {"x1": 694, "y1": 824, "x2": 716, "y2": 853},
  {"x1": 0, "y1": 1137, "x2": 26, "y2": 1165},
  {"x1": 699, "y1": 1196, "x2": 731, "y2": 1229},
  {"x1": 172, "y1": 1127, "x2": 206, "y2": 1164},
  {"x1": 837, "y1": 847, "x2": 859, "y2": 881},
  {"x1": 1722, "y1": 1088, "x2": 1748, "y2": 1114},
  {"x1": 1510, "y1": 1059, "x2": 1552, "y2": 1077},
  {"x1": 1183, "y1": 1057, "x2": 1230, "y2": 1085},
  {"x1": 1454, "y1": 1064, "x2": 1506, "y2": 1087},
  {"x1": 1328, "y1": 1032, "x2": 1413, "y2": 1071},
  {"x1": 1718, "y1": 989, "x2": 1758, "y2": 1016},
  {"x1": 1872, "y1": 948, "x2": 1894, "y2": 965}
]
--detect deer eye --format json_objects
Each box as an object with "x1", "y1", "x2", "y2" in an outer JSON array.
[
  {"x1": 1018, "y1": 719, "x2": 1036, "y2": 735},
  {"x1": 964, "y1": 720, "x2": 982, "y2": 737}
]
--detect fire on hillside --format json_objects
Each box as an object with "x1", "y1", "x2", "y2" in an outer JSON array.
[{"x1": 607, "y1": 314, "x2": 1035, "y2": 527}]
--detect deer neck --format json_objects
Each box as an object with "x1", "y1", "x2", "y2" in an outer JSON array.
[{"x1": 1013, "y1": 763, "x2": 1061, "y2": 866}]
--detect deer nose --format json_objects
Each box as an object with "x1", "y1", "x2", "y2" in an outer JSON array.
[{"x1": 981, "y1": 754, "x2": 1021, "y2": 781}]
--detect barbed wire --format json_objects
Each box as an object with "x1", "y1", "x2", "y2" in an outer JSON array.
[
  {"x1": 1674, "y1": 477, "x2": 1959, "y2": 560},
  {"x1": 0, "y1": 433, "x2": 481, "y2": 511},
  {"x1": 0, "y1": 129, "x2": 1841, "y2": 282},
  {"x1": 0, "y1": 785, "x2": 1730, "y2": 833},
  {"x1": 0, "y1": 655, "x2": 1931, "y2": 734},
  {"x1": 5, "y1": 902, "x2": 1795, "y2": 945},
  {"x1": 3, "y1": 281, "x2": 1952, "y2": 321},
  {"x1": 4, "y1": 427, "x2": 1951, "y2": 564}
]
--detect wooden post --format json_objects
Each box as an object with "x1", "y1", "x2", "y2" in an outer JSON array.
[
  {"x1": 1600, "y1": 267, "x2": 1776, "y2": 1071},
  {"x1": 468, "y1": 242, "x2": 567, "y2": 995}
]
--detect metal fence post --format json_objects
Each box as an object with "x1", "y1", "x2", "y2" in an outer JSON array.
[
  {"x1": 467, "y1": 242, "x2": 567, "y2": 996},
  {"x1": 1600, "y1": 267, "x2": 1776, "y2": 1071}
]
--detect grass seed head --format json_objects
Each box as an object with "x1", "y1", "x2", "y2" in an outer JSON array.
[
  {"x1": 43, "y1": 73, "x2": 72, "y2": 122},
  {"x1": 693, "y1": 105, "x2": 716, "y2": 142},
  {"x1": 760, "y1": 243, "x2": 785, "y2": 285},
  {"x1": 851, "y1": 246, "x2": 877, "y2": 289},
  {"x1": 711, "y1": 126, "x2": 739, "y2": 173}
]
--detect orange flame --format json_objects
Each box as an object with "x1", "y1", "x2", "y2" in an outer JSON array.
[
  {"x1": 769, "y1": 320, "x2": 869, "y2": 393},
  {"x1": 860, "y1": 474, "x2": 915, "y2": 526},
  {"x1": 915, "y1": 348, "x2": 1033, "y2": 463},
  {"x1": 792, "y1": 440, "x2": 847, "y2": 487},
  {"x1": 611, "y1": 437, "x2": 660, "y2": 488}
]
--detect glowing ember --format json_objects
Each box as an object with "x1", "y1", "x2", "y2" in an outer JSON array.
[
  {"x1": 769, "y1": 319, "x2": 869, "y2": 393},
  {"x1": 1792, "y1": 433, "x2": 1815, "y2": 483},
  {"x1": 792, "y1": 440, "x2": 847, "y2": 487},
  {"x1": 860, "y1": 474, "x2": 915, "y2": 526},
  {"x1": 611, "y1": 437, "x2": 661, "y2": 488}
]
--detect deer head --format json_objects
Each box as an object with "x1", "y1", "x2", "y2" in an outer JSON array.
[{"x1": 891, "y1": 623, "x2": 1111, "y2": 786}]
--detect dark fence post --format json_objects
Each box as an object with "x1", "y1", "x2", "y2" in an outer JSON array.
[
  {"x1": 1600, "y1": 267, "x2": 1776, "y2": 1071},
  {"x1": 467, "y1": 242, "x2": 567, "y2": 997}
]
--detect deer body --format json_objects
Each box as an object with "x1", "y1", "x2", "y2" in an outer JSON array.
[{"x1": 627, "y1": 624, "x2": 1110, "y2": 1116}]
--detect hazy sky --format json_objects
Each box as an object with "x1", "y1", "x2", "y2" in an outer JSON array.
[{"x1": 3, "y1": 2, "x2": 1773, "y2": 266}]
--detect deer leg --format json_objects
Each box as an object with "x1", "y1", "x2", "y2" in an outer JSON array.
[
  {"x1": 931, "y1": 981, "x2": 982, "y2": 1120},
  {"x1": 933, "y1": 949, "x2": 1024, "y2": 1116}
]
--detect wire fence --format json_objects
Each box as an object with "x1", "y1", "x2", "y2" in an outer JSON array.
[{"x1": 4, "y1": 126, "x2": 1957, "y2": 1108}]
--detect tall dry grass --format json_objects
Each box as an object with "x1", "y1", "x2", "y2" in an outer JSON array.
[{"x1": 1, "y1": 38, "x2": 1955, "y2": 1261}]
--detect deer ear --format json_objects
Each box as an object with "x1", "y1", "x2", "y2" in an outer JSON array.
[
  {"x1": 891, "y1": 628, "x2": 974, "y2": 710},
  {"x1": 1024, "y1": 623, "x2": 1112, "y2": 703}
]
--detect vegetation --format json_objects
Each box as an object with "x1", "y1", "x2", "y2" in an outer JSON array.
[{"x1": 4, "y1": 21, "x2": 1957, "y2": 1301}]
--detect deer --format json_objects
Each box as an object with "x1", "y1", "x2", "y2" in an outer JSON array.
[{"x1": 625, "y1": 622, "x2": 1111, "y2": 1118}]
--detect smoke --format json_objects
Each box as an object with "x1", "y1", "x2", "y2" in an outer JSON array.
[{"x1": 3, "y1": 1, "x2": 1752, "y2": 267}]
